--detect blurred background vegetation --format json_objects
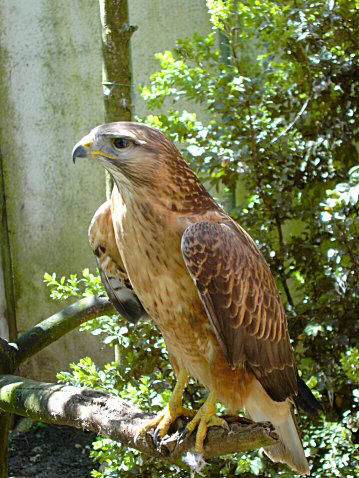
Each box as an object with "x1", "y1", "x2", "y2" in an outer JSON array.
[{"x1": 45, "y1": 0, "x2": 358, "y2": 476}]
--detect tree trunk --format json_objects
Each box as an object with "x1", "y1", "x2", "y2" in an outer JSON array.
[
  {"x1": 0, "y1": 152, "x2": 17, "y2": 341},
  {"x1": 99, "y1": 0, "x2": 137, "y2": 197}
]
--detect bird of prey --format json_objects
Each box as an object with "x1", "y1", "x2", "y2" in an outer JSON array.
[{"x1": 72, "y1": 122, "x2": 321, "y2": 475}]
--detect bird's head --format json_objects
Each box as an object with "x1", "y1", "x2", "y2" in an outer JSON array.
[
  {"x1": 72, "y1": 121, "x2": 215, "y2": 212},
  {"x1": 72, "y1": 122, "x2": 180, "y2": 191}
]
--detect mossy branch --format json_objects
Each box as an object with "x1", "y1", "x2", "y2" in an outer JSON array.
[
  {"x1": 0, "y1": 295, "x2": 115, "y2": 374},
  {"x1": 0, "y1": 294, "x2": 114, "y2": 478},
  {"x1": 13, "y1": 295, "x2": 115, "y2": 366},
  {"x1": 0, "y1": 375, "x2": 278, "y2": 467},
  {"x1": 0, "y1": 295, "x2": 278, "y2": 473}
]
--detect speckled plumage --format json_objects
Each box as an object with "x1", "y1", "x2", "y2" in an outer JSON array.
[{"x1": 73, "y1": 122, "x2": 321, "y2": 475}]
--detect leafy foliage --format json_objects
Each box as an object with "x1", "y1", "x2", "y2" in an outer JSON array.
[
  {"x1": 49, "y1": 0, "x2": 358, "y2": 476},
  {"x1": 44, "y1": 269, "x2": 103, "y2": 300}
]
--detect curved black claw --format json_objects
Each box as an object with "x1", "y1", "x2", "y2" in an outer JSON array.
[
  {"x1": 177, "y1": 426, "x2": 189, "y2": 444},
  {"x1": 152, "y1": 426, "x2": 162, "y2": 448}
]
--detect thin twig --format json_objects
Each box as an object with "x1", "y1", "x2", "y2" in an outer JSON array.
[
  {"x1": 14, "y1": 295, "x2": 115, "y2": 366},
  {"x1": 274, "y1": 215, "x2": 295, "y2": 308},
  {"x1": 270, "y1": 95, "x2": 311, "y2": 144}
]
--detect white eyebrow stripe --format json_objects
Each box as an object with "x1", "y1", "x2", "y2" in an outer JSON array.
[{"x1": 101, "y1": 133, "x2": 147, "y2": 146}]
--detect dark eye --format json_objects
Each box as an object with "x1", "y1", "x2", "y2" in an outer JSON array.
[{"x1": 113, "y1": 138, "x2": 131, "y2": 149}]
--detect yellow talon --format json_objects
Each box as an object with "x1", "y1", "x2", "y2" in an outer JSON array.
[
  {"x1": 185, "y1": 391, "x2": 229, "y2": 453},
  {"x1": 138, "y1": 369, "x2": 195, "y2": 440}
]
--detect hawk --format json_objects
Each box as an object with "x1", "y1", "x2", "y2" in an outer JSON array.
[{"x1": 72, "y1": 122, "x2": 320, "y2": 475}]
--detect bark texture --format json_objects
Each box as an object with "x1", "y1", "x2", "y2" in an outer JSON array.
[{"x1": 0, "y1": 375, "x2": 278, "y2": 466}]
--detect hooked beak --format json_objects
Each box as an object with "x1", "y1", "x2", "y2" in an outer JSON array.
[{"x1": 72, "y1": 135, "x2": 93, "y2": 163}]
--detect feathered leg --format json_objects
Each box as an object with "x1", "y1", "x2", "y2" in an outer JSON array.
[{"x1": 139, "y1": 369, "x2": 195, "y2": 441}]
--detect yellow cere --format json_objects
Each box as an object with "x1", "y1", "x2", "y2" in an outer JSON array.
[{"x1": 90, "y1": 150, "x2": 117, "y2": 160}]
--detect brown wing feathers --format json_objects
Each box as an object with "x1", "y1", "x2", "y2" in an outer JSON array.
[
  {"x1": 89, "y1": 200, "x2": 148, "y2": 324},
  {"x1": 181, "y1": 220, "x2": 298, "y2": 402}
]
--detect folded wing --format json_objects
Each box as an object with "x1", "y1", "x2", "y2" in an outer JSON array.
[
  {"x1": 89, "y1": 200, "x2": 148, "y2": 324},
  {"x1": 181, "y1": 220, "x2": 297, "y2": 402}
]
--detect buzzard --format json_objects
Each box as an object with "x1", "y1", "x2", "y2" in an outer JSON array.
[{"x1": 72, "y1": 122, "x2": 320, "y2": 475}]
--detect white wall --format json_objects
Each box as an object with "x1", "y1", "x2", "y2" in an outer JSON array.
[
  {"x1": 129, "y1": 0, "x2": 211, "y2": 118},
  {"x1": 0, "y1": 0, "x2": 211, "y2": 381},
  {"x1": 0, "y1": 0, "x2": 107, "y2": 380}
]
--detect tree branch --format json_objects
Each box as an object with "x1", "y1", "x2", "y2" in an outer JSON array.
[
  {"x1": 13, "y1": 295, "x2": 115, "y2": 366},
  {"x1": 270, "y1": 95, "x2": 311, "y2": 144},
  {"x1": 0, "y1": 375, "x2": 278, "y2": 466},
  {"x1": 0, "y1": 338, "x2": 17, "y2": 375},
  {"x1": 0, "y1": 295, "x2": 116, "y2": 478},
  {"x1": 0, "y1": 297, "x2": 278, "y2": 473}
]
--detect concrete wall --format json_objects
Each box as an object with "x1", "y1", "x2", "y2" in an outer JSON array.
[
  {"x1": 0, "y1": 0, "x2": 211, "y2": 381},
  {"x1": 129, "y1": 0, "x2": 211, "y2": 118},
  {"x1": 0, "y1": 0, "x2": 107, "y2": 380}
]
